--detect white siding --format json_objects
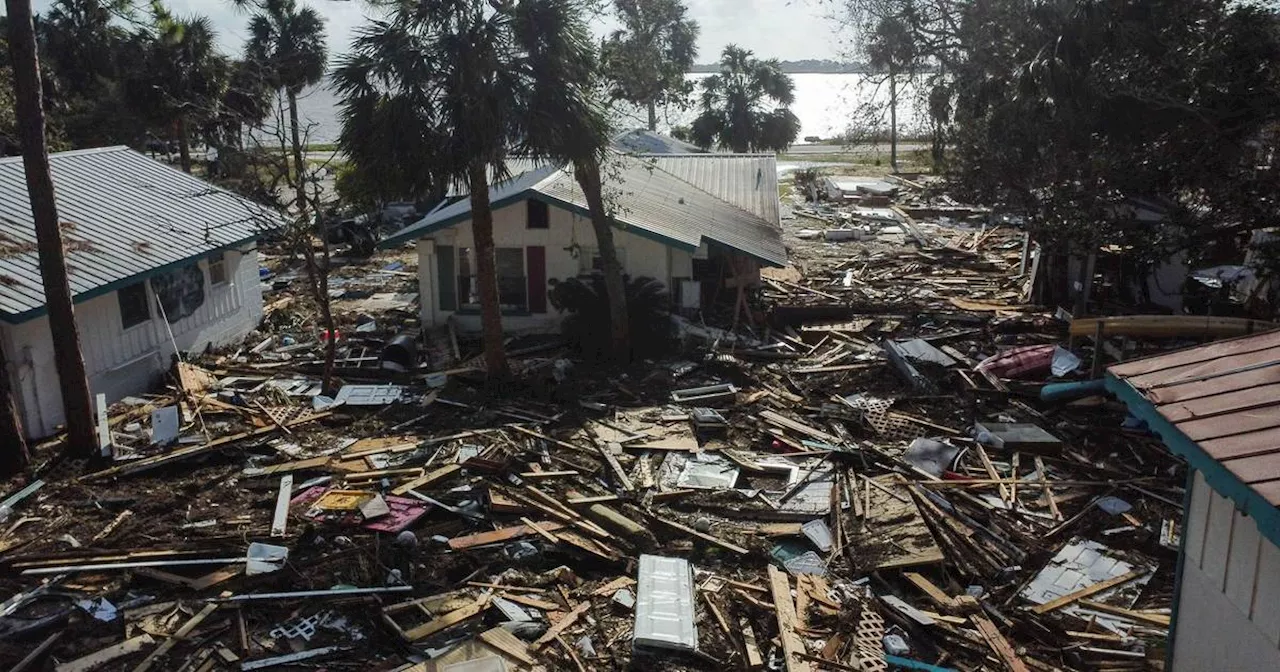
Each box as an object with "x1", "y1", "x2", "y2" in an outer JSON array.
[
  {"x1": 416, "y1": 200, "x2": 691, "y2": 332},
  {"x1": 1172, "y1": 472, "x2": 1280, "y2": 671},
  {"x1": 0, "y1": 247, "x2": 263, "y2": 438}
]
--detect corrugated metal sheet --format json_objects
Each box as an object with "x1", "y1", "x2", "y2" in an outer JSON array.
[
  {"x1": 383, "y1": 154, "x2": 787, "y2": 266},
  {"x1": 611, "y1": 129, "x2": 706, "y2": 155},
  {"x1": 538, "y1": 154, "x2": 786, "y2": 266},
  {"x1": 634, "y1": 554, "x2": 697, "y2": 651},
  {"x1": 1109, "y1": 329, "x2": 1280, "y2": 505},
  {"x1": 643, "y1": 154, "x2": 780, "y2": 224},
  {"x1": 0, "y1": 146, "x2": 285, "y2": 322}
]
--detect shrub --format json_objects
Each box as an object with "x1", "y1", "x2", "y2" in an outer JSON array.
[{"x1": 549, "y1": 275, "x2": 674, "y2": 360}]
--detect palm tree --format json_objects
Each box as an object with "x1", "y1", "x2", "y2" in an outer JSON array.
[
  {"x1": 602, "y1": 0, "x2": 699, "y2": 131},
  {"x1": 240, "y1": 0, "x2": 326, "y2": 214},
  {"x1": 690, "y1": 45, "x2": 801, "y2": 153},
  {"x1": 866, "y1": 16, "x2": 919, "y2": 172},
  {"x1": 127, "y1": 12, "x2": 229, "y2": 172},
  {"x1": 335, "y1": 0, "x2": 628, "y2": 376}
]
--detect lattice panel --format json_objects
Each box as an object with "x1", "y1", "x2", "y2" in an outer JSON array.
[{"x1": 851, "y1": 602, "x2": 889, "y2": 672}]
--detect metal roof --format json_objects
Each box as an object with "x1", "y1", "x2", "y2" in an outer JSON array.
[
  {"x1": 1109, "y1": 329, "x2": 1280, "y2": 506},
  {"x1": 383, "y1": 154, "x2": 786, "y2": 267},
  {"x1": 0, "y1": 147, "x2": 286, "y2": 323},
  {"x1": 642, "y1": 154, "x2": 780, "y2": 224},
  {"x1": 611, "y1": 129, "x2": 705, "y2": 155}
]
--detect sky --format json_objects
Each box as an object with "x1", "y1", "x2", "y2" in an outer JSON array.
[{"x1": 30, "y1": 0, "x2": 847, "y2": 63}]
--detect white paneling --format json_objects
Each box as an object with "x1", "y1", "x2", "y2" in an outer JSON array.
[
  {"x1": 5, "y1": 248, "x2": 263, "y2": 438},
  {"x1": 1202, "y1": 488, "x2": 1236, "y2": 590},
  {"x1": 1254, "y1": 540, "x2": 1280, "y2": 647},
  {"x1": 1174, "y1": 559, "x2": 1280, "y2": 671},
  {"x1": 1224, "y1": 510, "x2": 1262, "y2": 616},
  {"x1": 422, "y1": 200, "x2": 674, "y2": 330},
  {"x1": 1185, "y1": 471, "x2": 1211, "y2": 568}
]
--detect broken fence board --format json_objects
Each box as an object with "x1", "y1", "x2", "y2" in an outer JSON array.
[
  {"x1": 767, "y1": 565, "x2": 814, "y2": 672},
  {"x1": 55, "y1": 634, "x2": 156, "y2": 672}
]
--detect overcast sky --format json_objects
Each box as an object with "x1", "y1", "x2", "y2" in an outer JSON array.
[{"x1": 30, "y1": 0, "x2": 847, "y2": 63}]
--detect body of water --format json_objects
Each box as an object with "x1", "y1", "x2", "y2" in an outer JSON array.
[{"x1": 289, "y1": 72, "x2": 924, "y2": 147}]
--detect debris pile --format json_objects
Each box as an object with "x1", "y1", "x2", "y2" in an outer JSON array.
[{"x1": 0, "y1": 177, "x2": 1196, "y2": 671}]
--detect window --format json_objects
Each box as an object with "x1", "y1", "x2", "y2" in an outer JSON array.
[
  {"x1": 458, "y1": 247, "x2": 528, "y2": 312},
  {"x1": 579, "y1": 247, "x2": 626, "y2": 274},
  {"x1": 118, "y1": 282, "x2": 150, "y2": 329},
  {"x1": 208, "y1": 251, "x2": 228, "y2": 285},
  {"x1": 527, "y1": 199, "x2": 549, "y2": 229},
  {"x1": 495, "y1": 247, "x2": 527, "y2": 309}
]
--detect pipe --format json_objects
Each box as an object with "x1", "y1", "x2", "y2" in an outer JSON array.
[{"x1": 1040, "y1": 379, "x2": 1108, "y2": 403}]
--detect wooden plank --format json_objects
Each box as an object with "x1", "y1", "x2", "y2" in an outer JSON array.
[
  {"x1": 530, "y1": 601, "x2": 590, "y2": 652},
  {"x1": 55, "y1": 634, "x2": 156, "y2": 672},
  {"x1": 759, "y1": 410, "x2": 841, "y2": 444},
  {"x1": 1076, "y1": 600, "x2": 1171, "y2": 627},
  {"x1": 133, "y1": 603, "x2": 219, "y2": 672},
  {"x1": 767, "y1": 565, "x2": 813, "y2": 672},
  {"x1": 402, "y1": 595, "x2": 491, "y2": 642},
  {"x1": 651, "y1": 514, "x2": 748, "y2": 555},
  {"x1": 270, "y1": 475, "x2": 292, "y2": 538},
  {"x1": 598, "y1": 441, "x2": 635, "y2": 491},
  {"x1": 741, "y1": 619, "x2": 765, "y2": 670},
  {"x1": 519, "y1": 517, "x2": 560, "y2": 544},
  {"x1": 1029, "y1": 569, "x2": 1147, "y2": 615},
  {"x1": 478, "y1": 627, "x2": 536, "y2": 666},
  {"x1": 9, "y1": 631, "x2": 62, "y2": 672},
  {"x1": 390, "y1": 464, "x2": 462, "y2": 496},
  {"x1": 500, "y1": 593, "x2": 560, "y2": 611},
  {"x1": 904, "y1": 572, "x2": 957, "y2": 610},
  {"x1": 971, "y1": 614, "x2": 1030, "y2": 672},
  {"x1": 590, "y1": 576, "x2": 637, "y2": 596}
]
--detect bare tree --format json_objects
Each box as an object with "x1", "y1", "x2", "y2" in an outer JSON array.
[{"x1": 5, "y1": 0, "x2": 97, "y2": 459}]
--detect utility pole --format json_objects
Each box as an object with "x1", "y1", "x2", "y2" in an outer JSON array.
[{"x1": 5, "y1": 0, "x2": 98, "y2": 457}]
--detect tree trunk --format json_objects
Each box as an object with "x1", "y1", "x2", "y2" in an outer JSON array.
[
  {"x1": 647, "y1": 101, "x2": 657, "y2": 132},
  {"x1": 0, "y1": 339, "x2": 29, "y2": 476},
  {"x1": 5, "y1": 0, "x2": 96, "y2": 458},
  {"x1": 287, "y1": 89, "x2": 307, "y2": 216},
  {"x1": 468, "y1": 161, "x2": 509, "y2": 379},
  {"x1": 573, "y1": 158, "x2": 629, "y2": 362},
  {"x1": 176, "y1": 115, "x2": 191, "y2": 173},
  {"x1": 889, "y1": 68, "x2": 899, "y2": 173}
]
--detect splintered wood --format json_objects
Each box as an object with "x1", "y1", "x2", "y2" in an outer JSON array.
[
  {"x1": 859, "y1": 474, "x2": 945, "y2": 570},
  {"x1": 767, "y1": 565, "x2": 814, "y2": 672}
]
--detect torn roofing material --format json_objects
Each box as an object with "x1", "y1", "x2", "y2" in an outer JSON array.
[
  {"x1": 381, "y1": 153, "x2": 786, "y2": 267},
  {"x1": 0, "y1": 146, "x2": 287, "y2": 323}
]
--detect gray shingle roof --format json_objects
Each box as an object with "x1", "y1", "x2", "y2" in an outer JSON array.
[
  {"x1": 0, "y1": 146, "x2": 286, "y2": 323},
  {"x1": 383, "y1": 154, "x2": 786, "y2": 267}
]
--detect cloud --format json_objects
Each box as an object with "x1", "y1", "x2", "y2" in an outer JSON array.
[{"x1": 33, "y1": 0, "x2": 841, "y2": 62}]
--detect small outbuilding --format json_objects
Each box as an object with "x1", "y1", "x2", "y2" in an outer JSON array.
[
  {"x1": 380, "y1": 152, "x2": 786, "y2": 333},
  {"x1": 1107, "y1": 331, "x2": 1280, "y2": 671},
  {"x1": 0, "y1": 147, "x2": 285, "y2": 437}
]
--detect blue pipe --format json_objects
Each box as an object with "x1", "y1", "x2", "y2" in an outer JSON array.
[{"x1": 1039, "y1": 378, "x2": 1107, "y2": 403}]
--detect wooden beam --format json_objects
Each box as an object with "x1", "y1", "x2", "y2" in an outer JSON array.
[
  {"x1": 447, "y1": 521, "x2": 566, "y2": 550},
  {"x1": 530, "y1": 601, "x2": 590, "y2": 652},
  {"x1": 134, "y1": 603, "x2": 220, "y2": 672},
  {"x1": 402, "y1": 595, "x2": 490, "y2": 642},
  {"x1": 767, "y1": 565, "x2": 814, "y2": 672},
  {"x1": 971, "y1": 614, "x2": 1030, "y2": 672},
  {"x1": 1029, "y1": 570, "x2": 1147, "y2": 615},
  {"x1": 1076, "y1": 600, "x2": 1171, "y2": 627},
  {"x1": 390, "y1": 464, "x2": 462, "y2": 496},
  {"x1": 650, "y1": 514, "x2": 748, "y2": 555},
  {"x1": 56, "y1": 635, "x2": 156, "y2": 672}
]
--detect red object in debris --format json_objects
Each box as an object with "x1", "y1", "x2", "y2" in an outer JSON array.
[
  {"x1": 975, "y1": 344, "x2": 1056, "y2": 379},
  {"x1": 320, "y1": 328, "x2": 342, "y2": 343}
]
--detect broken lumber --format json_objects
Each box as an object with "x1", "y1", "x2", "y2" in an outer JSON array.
[{"x1": 767, "y1": 565, "x2": 814, "y2": 672}]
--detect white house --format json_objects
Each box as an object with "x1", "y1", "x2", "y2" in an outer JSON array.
[
  {"x1": 0, "y1": 147, "x2": 285, "y2": 438},
  {"x1": 380, "y1": 152, "x2": 787, "y2": 333},
  {"x1": 1107, "y1": 332, "x2": 1280, "y2": 671}
]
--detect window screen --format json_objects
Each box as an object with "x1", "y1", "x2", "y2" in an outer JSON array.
[{"x1": 118, "y1": 282, "x2": 150, "y2": 329}]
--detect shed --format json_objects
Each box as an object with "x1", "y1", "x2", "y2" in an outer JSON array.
[
  {"x1": 1107, "y1": 330, "x2": 1280, "y2": 671},
  {"x1": 380, "y1": 152, "x2": 785, "y2": 333},
  {"x1": 0, "y1": 147, "x2": 285, "y2": 437}
]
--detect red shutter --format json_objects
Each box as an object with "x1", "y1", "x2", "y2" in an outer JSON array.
[{"x1": 527, "y1": 246, "x2": 547, "y2": 313}]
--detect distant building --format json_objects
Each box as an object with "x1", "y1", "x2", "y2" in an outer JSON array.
[
  {"x1": 0, "y1": 147, "x2": 286, "y2": 437},
  {"x1": 380, "y1": 151, "x2": 786, "y2": 333}
]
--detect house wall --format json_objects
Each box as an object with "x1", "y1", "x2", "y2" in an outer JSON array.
[
  {"x1": 0, "y1": 247, "x2": 263, "y2": 438},
  {"x1": 1171, "y1": 470, "x2": 1280, "y2": 671},
  {"x1": 416, "y1": 200, "x2": 692, "y2": 332}
]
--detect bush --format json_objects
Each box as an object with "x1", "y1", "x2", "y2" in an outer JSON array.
[{"x1": 549, "y1": 275, "x2": 674, "y2": 360}]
